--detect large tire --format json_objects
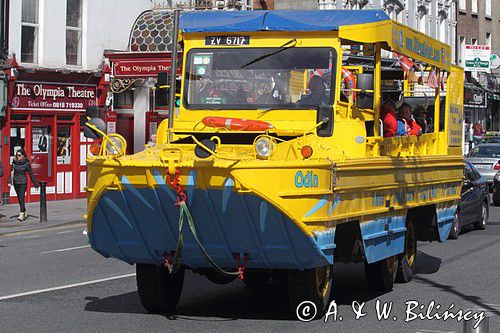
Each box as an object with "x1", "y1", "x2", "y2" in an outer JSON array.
[
  {"x1": 288, "y1": 265, "x2": 333, "y2": 320},
  {"x1": 243, "y1": 271, "x2": 270, "y2": 288},
  {"x1": 136, "y1": 264, "x2": 185, "y2": 314},
  {"x1": 474, "y1": 201, "x2": 488, "y2": 230},
  {"x1": 364, "y1": 255, "x2": 398, "y2": 291},
  {"x1": 396, "y1": 219, "x2": 417, "y2": 283},
  {"x1": 448, "y1": 210, "x2": 460, "y2": 239}
]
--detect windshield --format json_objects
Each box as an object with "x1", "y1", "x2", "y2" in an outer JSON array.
[
  {"x1": 467, "y1": 145, "x2": 500, "y2": 158},
  {"x1": 184, "y1": 47, "x2": 337, "y2": 110}
]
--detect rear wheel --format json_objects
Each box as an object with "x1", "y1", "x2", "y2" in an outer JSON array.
[
  {"x1": 396, "y1": 219, "x2": 417, "y2": 283},
  {"x1": 364, "y1": 255, "x2": 398, "y2": 291},
  {"x1": 474, "y1": 201, "x2": 488, "y2": 230},
  {"x1": 448, "y1": 211, "x2": 460, "y2": 239},
  {"x1": 136, "y1": 264, "x2": 185, "y2": 314},
  {"x1": 288, "y1": 265, "x2": 333, "y2": 320}
]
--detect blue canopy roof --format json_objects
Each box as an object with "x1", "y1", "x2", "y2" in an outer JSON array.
[{"x1": 179, "y1": 10, "x2": 390, "y2": 33}]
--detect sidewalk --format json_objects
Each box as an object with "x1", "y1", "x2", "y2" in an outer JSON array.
[{"x1": 0, "y1": 198, "x2": 86, "y2": 236}]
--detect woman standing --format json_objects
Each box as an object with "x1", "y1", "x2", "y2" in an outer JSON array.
[{"x1": 9, "y1": 149, "x2": 39, "y2": 221}]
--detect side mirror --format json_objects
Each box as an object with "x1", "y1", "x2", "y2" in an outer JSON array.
[
  {"x1": 356, "y1": 73, "x2": 374, "y2": 109},
  {"x1": 84, "y1": 106, "x2": 106, "y2": 139},
  {"x1": 155, "y1": 71, "x2": 171, "y2": 107},
  {"x1": 316, "y1": 104, "x2": 334, "y2": 137}
]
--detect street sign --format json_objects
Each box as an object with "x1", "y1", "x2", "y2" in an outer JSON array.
[
  {"x1": 491, "y1": 53, "x2": 500, "y2": 70},
  {"x1": 464, "y1": 45, "x2": 491, "y2": 72}
]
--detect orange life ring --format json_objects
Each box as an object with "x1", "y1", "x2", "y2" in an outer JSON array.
[
  {"x1": 202, "y1": 116, "x2": 274, "y2": 131},
  {"x1": 341, "y1": 67, "x2": 356, "y2": 100}
]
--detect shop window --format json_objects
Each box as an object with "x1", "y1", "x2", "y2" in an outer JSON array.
[
  {"x1": 21, "y1": 0, "x2": 39, "y2": 63},
  {"x1": 10, "y1": 127, "x2": 26, "y2": 164},
  {"x1": 57, "y1": 114, "x2": 73, "y2": 121},
  {"x1": 113, "y1": 90, "x2": 134, "y2": 109},
  {"x1": 11, "y1": 114, "x2": 29, "y2": 120},
  {"x1": 66, "y1": 0, "x2": 82, "y2": 66},
  {"x1": 57, "y1": 126, "x2": 71, "y2": 164}
]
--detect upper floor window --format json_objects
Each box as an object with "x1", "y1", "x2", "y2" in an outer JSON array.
[
  {"x1": 472, "y1": 0, "x2": 478, "y2": 14},
  {"x1": 486, "y1": 33, "x2": 491, "y2": 47},
  {"x1": 113, "y1": 90, "x2": 134, "y2": 109},
  {"x1": 21, "y1": 0, "x2": 39, "y2": 63},
  {"x1": 459, "y1": 0, "x2": 466, "y2": 11},
  {"x1": 485, "y1": 0, "x2": 491, "y2": 16},
  {"x1": 66, "y1": 0, "x2": 82, "y2": 66}
]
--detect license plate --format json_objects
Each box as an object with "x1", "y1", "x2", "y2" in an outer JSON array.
[
  {"x1": 474, "y1": 164, "x2": 491, "y2": 169},
  {"x1": 205, "y1": 36, "x2": 250, "y2": 46}
]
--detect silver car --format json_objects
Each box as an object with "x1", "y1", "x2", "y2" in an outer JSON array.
[{"x1": 465, "y1": 143, "x2": 500, "y2": 185}]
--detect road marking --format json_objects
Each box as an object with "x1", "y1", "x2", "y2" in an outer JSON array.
[
  {"x1": 22, "y1": 235, "x2": 40, "y2": 239},
  {"x1": 0, "y1": 273, "x2": 136, "y2": 301},
  {"x1": 56, "y1": 230, "x2": 74, "y2": 235},
  {"x1": 40, "y1": 245, "x2": 91, "y2": 254}
]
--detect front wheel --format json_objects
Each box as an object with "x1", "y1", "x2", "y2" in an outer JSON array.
[
  {"x1": 364, "y1": 255, "x2": 398, "y2": 291},
  {"x1": 136, "y1": 264, "x2": 185, "y2": 314},
  {"x1": 288, "y1": 265, "x2": 333, "y2": 320},
  {"x1": 474, "y1": 201, "x2": 488, "y2": 230}
]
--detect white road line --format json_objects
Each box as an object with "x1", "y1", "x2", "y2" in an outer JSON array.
[
  {"x1": 55, "y1": 230, "x2": 74, "y2": 235},
  {"x1": 0, "y1": 273, "x2": 136, "y2": 301},
  {"x1": 22, "y1": 235, "x2": 40, "y2": 239},
  {"x1": 40, "y1": 245, "x2": 91, "y2": 254}
]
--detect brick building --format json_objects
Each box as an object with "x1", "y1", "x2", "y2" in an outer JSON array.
[{"x1": 456, "y1": 0, "x2": 500, "y2": 130}]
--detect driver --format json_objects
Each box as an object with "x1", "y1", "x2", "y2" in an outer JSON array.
[{"x1": 298, "y1": 75, "x2": 328, "y2": 106}]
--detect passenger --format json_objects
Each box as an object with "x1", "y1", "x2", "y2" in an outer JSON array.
[
  {"x1": 413, "y1": 105, "x2": 428, "y2": 134},
  {"x1": 298, "y1": 76, "x2": 328, "y2": 106},
  {"x1": 380, "y1": 99, "x2": 398, "y2": 137},
  {"x1": 399, "y1": 103, "x2": 422, "y2": 136}
]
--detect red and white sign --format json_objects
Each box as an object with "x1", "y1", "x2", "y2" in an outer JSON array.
[
  {"x1": 11, "y1": 82, "x2": 97, "y2": 111},
  {"x1": 113, "y1": 59, "x2": 172, "y2": 78}
]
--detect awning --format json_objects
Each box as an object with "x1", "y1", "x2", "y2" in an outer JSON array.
[{"x1": 179, "y1": 9, "x2": 390, "y2": 33}]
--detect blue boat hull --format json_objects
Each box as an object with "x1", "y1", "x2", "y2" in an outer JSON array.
[{"x1": 88, "y1": 184, "x2": 333, "y2": 270}]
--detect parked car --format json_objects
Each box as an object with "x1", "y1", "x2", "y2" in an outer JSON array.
[
  {"x1": 479, "y1": 131, "x2": 500, "y2": 144},
  {"x1": 450, "y1": 162, "x2": 489, "y2": 239},
  {"x1": 465, "y1": 143, "x2": 500, "y2": 188},
  {"x1": 492, "y1": 171, "x2": 500, "y2": 206}
]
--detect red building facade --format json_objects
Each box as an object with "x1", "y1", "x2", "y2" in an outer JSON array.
[{"x1": 1, "y1": 59, "x2": 110, "y2": 203}]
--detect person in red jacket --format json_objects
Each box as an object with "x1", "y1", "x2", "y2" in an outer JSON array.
[
  {"x1": 400, "y1": 103, "x2": 422, "y2": 136},
  {"x1": 381, "y1": 99, "x2": 398, "y2": 137}
]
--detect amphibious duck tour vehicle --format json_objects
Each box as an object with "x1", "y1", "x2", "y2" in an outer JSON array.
[{"x1": 85, "y1": 10, "x2": 464, "y2": 318}]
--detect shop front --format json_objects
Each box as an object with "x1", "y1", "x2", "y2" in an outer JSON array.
[
  {"x1": 1, "y1": 66, "x2": 107, "y2": 203},
  {"x1": 464, "y1": 83, "x2": 488, "y2": 128}
]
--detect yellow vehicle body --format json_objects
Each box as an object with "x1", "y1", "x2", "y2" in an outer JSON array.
[{"x1": 85, "y1": 10, "x2": 463, "y2": 311}]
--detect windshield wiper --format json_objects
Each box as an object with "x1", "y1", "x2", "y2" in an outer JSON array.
[{"x1": 241, "y1": 39, "x2": 297, "y2": 69}]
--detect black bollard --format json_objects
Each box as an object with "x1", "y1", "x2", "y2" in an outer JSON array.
[{"x1": 40, "y1": 181, "x2": 47, "y2": 223}]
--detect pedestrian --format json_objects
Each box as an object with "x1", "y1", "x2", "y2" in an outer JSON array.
[{"x1": 8, "y1": 149, "x2": 39, "y2": 221}]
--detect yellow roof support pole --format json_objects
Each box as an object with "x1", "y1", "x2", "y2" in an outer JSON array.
[
  {"x1": 373, "y1": 43, "x2": 382, "y2": 137},
  {"x1": 434, "y1": 68, "x2": 440, "y2": 134}
]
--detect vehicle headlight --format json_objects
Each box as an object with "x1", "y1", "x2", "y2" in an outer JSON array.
[
  {"x1": 105, "y1": 134, "x2": 127, "y2": 156},
  {"x1": 255, "y1": 137, "x2": 274, "y2": 158}
]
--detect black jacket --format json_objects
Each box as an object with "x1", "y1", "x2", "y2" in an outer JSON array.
[{"x1": 11, "y1": 158, "x2": 38, "y2": 187}]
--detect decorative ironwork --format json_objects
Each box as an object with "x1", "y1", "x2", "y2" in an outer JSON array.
[{"x1": 110, "y1": 77, "x2": 140, "y2": 94}]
